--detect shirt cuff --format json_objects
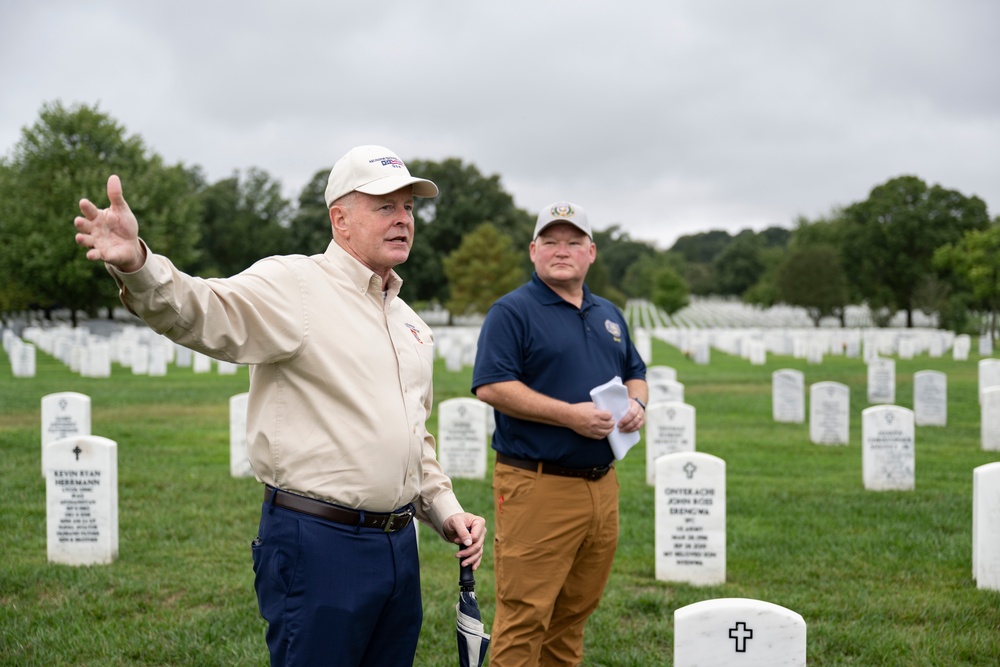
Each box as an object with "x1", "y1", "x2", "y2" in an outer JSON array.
[{"x1": 423, "y1": 491, "x2": 465, "y2": 538}]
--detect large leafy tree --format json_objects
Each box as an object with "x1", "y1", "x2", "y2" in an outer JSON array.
[
  {"x1": 0, "y1": 102, "x2": 202, "y2": 322},
  {"x1": 592, "y1": 225, "x2": 659, "y2": 297},
  {"x1": 405, "y1": 158, "x2": 534, "y2": 303},
  {"x1": 842, "y1": 175, "x2": 990, "y2": 327},
  {"x1": 441, "y1": 223, "x2": 526, "y2": 318},
  {"x1": 287, "y1": 168, "x2": 333, "y2": 256},
  {"x1": 670, "y1": 229, "x2": 733, "y2": 263},
  {"x1": 712, "y1": 230, "x2": 766, "y2": 297},
  {"x1": 934, "y1": 221, "x2": 1000, "y2": 338},
  {"x1": 192, "y1": 167, "x2": 292, "y2": 277},
  {"x1": 774, "y1": 244, "x2": 848, "y2": 326},
  {"x1": 651, "y1": 265, "x2": 690, "y2": 316}
]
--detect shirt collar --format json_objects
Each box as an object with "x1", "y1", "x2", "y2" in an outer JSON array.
[
  {"x1": 324, "y1": 240, "x2": 403, "y2": 302},
  {"x1": 528, "y1": 272, "x2": 596, "y2": 312}
]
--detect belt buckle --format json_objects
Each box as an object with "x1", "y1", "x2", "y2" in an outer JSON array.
[
  {"x1": 587, "y1": 466, "x2": 609, "y2": 481},
  {"x1": 384, "y1": 507, "x2": 413, "y2": 533}
]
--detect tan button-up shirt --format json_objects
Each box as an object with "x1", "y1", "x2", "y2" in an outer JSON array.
[{"x1": 110, "y1": 239, "x2": 464, "y2": 535}]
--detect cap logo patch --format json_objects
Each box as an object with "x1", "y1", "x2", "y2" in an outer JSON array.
[
  {"x1": 372, "y1": 156, "x2": 405, "y2": 169},
  {"x1": 551, "y1": 203, "x2": 575, "y2": 218}
]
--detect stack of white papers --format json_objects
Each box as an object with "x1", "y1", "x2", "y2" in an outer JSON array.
[{"x1": 590, "y1": 376, "x2": 640, "y2": 460}]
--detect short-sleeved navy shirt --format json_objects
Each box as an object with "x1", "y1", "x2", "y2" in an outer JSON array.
[{"x1": 472, "y1": 272, "x2": 646, "y2": 468}]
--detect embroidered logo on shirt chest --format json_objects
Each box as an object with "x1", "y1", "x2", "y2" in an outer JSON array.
[
  {"x1": 404, "y1": 322, "x2": 426, "y2": 344},
  {"x1": 604, "y1": 320, "x2": 622, "y2": 343}
]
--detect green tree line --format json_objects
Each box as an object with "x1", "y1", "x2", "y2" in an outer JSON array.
[{"x1": 1, "y1": 102, "x2": 995, "y2": 332}]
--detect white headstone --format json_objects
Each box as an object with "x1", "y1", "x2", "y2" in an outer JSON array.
[
  {"x1": 674, "y1": 598, "x2": 806, "y2": 667},
  {"x1": 978, "y1": 359, "x2": 1000, "y2": 403},
  {"x1": 41, "y1": 392, "x2": 92, "y2": 476},
  {"x1": 130, "y1": 343, "x2": 150, "y2": 375},
  {"x1": 46, "y1": 435, "x2": 118, "y2": 566},
  {"x1": 655, "y1": 452, "x2": 725, "y2": 586},
  {"x1": 862, "y1": 406, "x2": 915, "y2": 491},
  {"x1": 979, "y1": 335, "x2": 994, "y2": 357},
  {"x1": 913, "y1": 370, "x2": 947, "y2": 427},
  {"x1": 973, "y1": 462, "x2": 1000, "y2": 590},
  {"x1": 192, "y1": 351, "x2": 212, "y2": 374},
  {"x1": 772, "y1": 369, "x2": 804, "y2": 424},
  {"x1": 175, "y1": 344, "x2": 193, "y2": 368},
  {"x1": 444, "y1": 343, "x2": 463, "y2": 373},
  {"x1": 809, "y1": 382, "x2": 849, "y2": 445},
  {"x1": 647, "y1": 365, "x2": 678, "y2": 383},
  {"x1": 217, "y1": 360, "x2": 239, "y2": 375},
  {"x1": 82, "y1": 342, "x2": 112, "y2": 378},
  {"x1": 693, "y1": 342, "x2": 710, "y2": 365},
  {"x1": 437, "y1": 398, "x2": 489, "y2": 479},
  {"x1": 11, "y1": 341, "x2": 36, "y2": 377},
  {"x1": 806, "y1": 341, "x2": 824, "y2": 365},
  {"x1": 867, "y1": 358, "x2": 896, "y2": 405},
  {"x1": 981, "y1": 387, "x2": 1000, "y2": 452},
  {"x1": 953, "y1": 334, "x2": 971, "y2": 361},
  {"x1": 230, "y1": 392, "x2": 253, "y2": 477},
  {"x1": 649, "y1": 379, "x2": 685, "y2": 405},
  {"x1": 645, "y1": 402, "x2": 696, "y2": 485},
  {"x1": 635, "y1": 328, "x2": 652, "y2": 364},
  {"x1": 148, "y1": 343, "x2": 168, "y2": 377}
]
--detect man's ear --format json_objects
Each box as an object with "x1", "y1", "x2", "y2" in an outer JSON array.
[{"x1": 329, "y1": 205, "x2": 348, "y2": 238}]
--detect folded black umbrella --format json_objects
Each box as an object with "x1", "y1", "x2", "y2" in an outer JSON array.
[{"x1": 456, "y1": 564, "x2": 490, "y2": 667}]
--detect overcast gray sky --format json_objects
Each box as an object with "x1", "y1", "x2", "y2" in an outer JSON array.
[{"x1": 2, "y1": 1, "x2": 997, "y2": 249}]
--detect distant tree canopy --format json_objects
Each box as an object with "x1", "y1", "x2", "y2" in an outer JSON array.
[
  {"x1": 405, "y1": 158, "x2": 534, "y2": 304},
  {"x1": 841, "y1": 175, "x2": 990, "y2": 327},
  {"x1": 441, "y1": 223, "x2": 525, "y2": 318},
  {"x1": 193, "y1": 167, "x2": 292, "y2": 277},
  {"x1": 773, "y1": 244, "x2": 848, "y2": 326},
  {"x1": 934, "y1": 221, "x2": 1000, "y2": 338},
  {"x1": 0, "y1": 102, "x2": 202, "y2": 323},
  {"x1": 0, "y1": 103, "x2": 994, "y2": 331}
]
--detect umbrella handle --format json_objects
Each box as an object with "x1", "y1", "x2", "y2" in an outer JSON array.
[{"x1": 459, "y1": 563, "x2": 475, "y2": 591}]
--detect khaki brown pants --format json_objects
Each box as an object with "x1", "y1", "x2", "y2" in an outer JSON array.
[{"x1": 490, "y1": 462, "x2": 619, "y2": 667}]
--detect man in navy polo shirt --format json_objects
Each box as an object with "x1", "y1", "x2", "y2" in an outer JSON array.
[{"x1": 472, "y1": 201, "x2": 647, "y2": 666}]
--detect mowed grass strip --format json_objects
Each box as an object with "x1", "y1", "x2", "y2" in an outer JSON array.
[{"x1": 1, "y1": 335, "x2": 999, "y2": 665}]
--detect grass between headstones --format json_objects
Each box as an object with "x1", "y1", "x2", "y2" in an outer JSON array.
[{"x1": 2, "y1": 337, "x2": 999, "y2": 665}]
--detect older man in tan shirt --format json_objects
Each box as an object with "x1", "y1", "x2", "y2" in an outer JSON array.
[{"x1": 74, "y1": 145, "x2": 486, "y2": 667}]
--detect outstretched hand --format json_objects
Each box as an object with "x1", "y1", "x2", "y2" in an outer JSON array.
[{"x1": 74, "y1": 175, "x2": 145, "y2": 272}]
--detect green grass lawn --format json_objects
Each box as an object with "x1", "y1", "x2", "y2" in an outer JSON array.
[{"x1": 1, "y1": 333, "x2": 999, "y2": 665}]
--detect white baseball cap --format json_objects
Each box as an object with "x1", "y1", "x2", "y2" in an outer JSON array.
[
  {"x1": 324, "y1": 145, "x2": 438, "y2": 207},
  {"x1": 533, "y1": 201, "x2": 592, "y2": 239}
]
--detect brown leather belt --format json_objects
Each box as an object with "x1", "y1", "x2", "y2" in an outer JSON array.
[
  {"x1": 496, "y1": 453, "x2": 613, "y2": 481},
  {"x1": 265, "y1": 486, "x2": 414, "y2": 533}
]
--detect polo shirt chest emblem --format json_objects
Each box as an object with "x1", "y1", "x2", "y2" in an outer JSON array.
[
  {"x1": 404, "y1": 322, "x2": 427, "y2": 344},
  {"x1": 604, "y1": 320, "x2": 622, "y2": 343}
]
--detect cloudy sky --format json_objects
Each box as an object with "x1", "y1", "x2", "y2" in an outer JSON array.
[{"x1": 2, "y1": 1, "x2": 997, "y2": 249}]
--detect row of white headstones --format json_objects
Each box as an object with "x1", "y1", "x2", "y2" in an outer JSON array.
[
  {"x1": 38, "y1": 389, "x2": 1000, "y2": 667},
  {"x1": 3, "y1": 325, "x2": 238, "y2": 378},
  {"x1": 17, "y1": 321, "x2": 1000, "y2": 666}
]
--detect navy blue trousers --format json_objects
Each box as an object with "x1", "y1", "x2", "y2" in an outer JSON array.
[{"x1": 252, "y1": 501, "x2": 422, "y2": 667}]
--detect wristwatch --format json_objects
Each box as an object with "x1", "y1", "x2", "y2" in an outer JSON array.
[{"x1": 633, "y1": 397, "x2": 646, "y2": 411}]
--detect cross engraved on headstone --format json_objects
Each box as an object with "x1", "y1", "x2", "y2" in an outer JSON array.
[
  {"x1": 729, "y1": 621, "x2": 753, "y2": 652},
  {"x1": 59, "y1": 399, "x2": 67, "y2": 410},
  {"x1": 683, "y1": 462, "x2": 697, "y2": 479},
  {"x1": 73, "y1": 445, "x2": 82, "y2": 461},
  {"x1": 885, "y1": 412, "x2": 895, "y2": 424}
]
